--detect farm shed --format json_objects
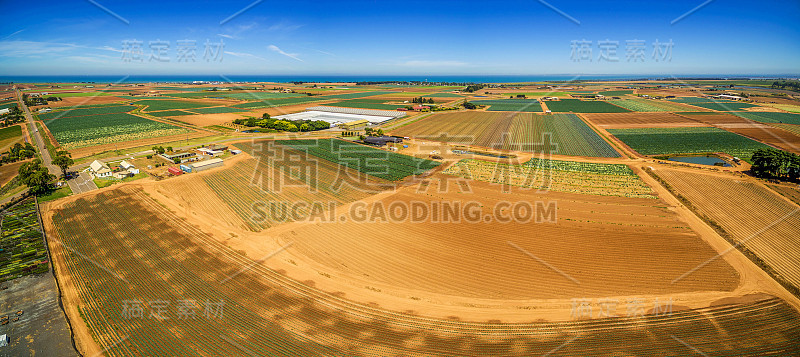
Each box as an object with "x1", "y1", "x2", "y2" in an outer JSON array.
[
  {"x1": 364, "y1": 136, "x2": 403, "y2": 146},
  {"x1": 0, "y1": 334, "x2": 7, "y2": 347},
  {"x1": 338, "y1": 119, "x2": 369, "y2": 130},
  {"x1": 206, "y1": 144, "x2": 228, "y2": 151},
  {"x1": 89, "y1": 160, "x2": 112, "y2": 178},
  {"x1": 0, "y1": 108, "x2": 9, "y2": 115},
  {"x1": 186, "y1": 158, "x2": 224, "y2": 173},
  {"x1": 160, "y1": 151, "x2": 197, "y2": 163}
]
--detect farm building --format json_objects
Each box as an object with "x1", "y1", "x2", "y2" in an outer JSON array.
[
  {"x1": 182, "y1": 158, "x2": 224, "y2": 173},
  {"x1": 167, "y1": 166, "x2": 183, "y2": 176},
  {"x1": 0, "y1": 108, "x2": 9, "y2": 115},
  {"x1": 160, "y1": 151, "x2": 197, "y2": 163},
  {"x1": 119, "y1": 160, "x2": 139, "y2": 174},
  {"x1": 275, "y1": 106, "x2": 405, "y2": 126},
  {"x1": 89, "y1": 160, "x2": 112, "y2": 178},
  {"x1": 197, "y1": 147, "x2": 224, "y2": 156},
  {"x1": 364, "y1": 136, "x2": 403, "y2": 146},
  {"x1": 0, "y1": 334, "x2": 7, "y2": 347},
  {"x1": 338, "y1": 119, "x2": 369, "y2": 130},
  {"x1": 715, "y1": 94, "x2": 744, "y2": 101}
]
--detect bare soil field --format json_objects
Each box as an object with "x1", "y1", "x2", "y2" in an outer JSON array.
[
  {"x1": 652, "y1": 168, "x2": 800, "y2": 293},
  {"x1": 167, "y1": 112, "x2": 247, "y2": 127},
  {"x1": 43, "y1": 186, "x2": 800, "y2": 356},
  {"x1": 47, "y1": 96, "x2": 126, "y2": 107},
  {"x1": 582, "y1": 112, "x2": 708, "y2": 128},
  {"x1": 0, "y1": 160, "x2": 27, "y2": 187},
  {"x1": 271, "y1": 175, "x2": 738, "y2": 300}
]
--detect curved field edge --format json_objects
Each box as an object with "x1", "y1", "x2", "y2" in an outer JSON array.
[{"x1": 43, "y1": 188, "x2": 800, "y2": 356}]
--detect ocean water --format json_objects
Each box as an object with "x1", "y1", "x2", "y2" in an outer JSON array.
[{"x1": 0, "y1": 74, "x2": 792, "y2": 84}]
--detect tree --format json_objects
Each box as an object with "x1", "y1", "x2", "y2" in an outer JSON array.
[
  {"x1": 18, "y1": 159, "x2": 54, "y2": 195},
  {"x1": 299, "y1": 123, "x2": 310, "y2": 132},
  {"x1": 376, "y1": 129, "x2": 384, "y2": 136},
  {"x1": 173, "y1": 158, "x2": 181, "y2": 164},
  {"x1": 166, "y1": 146, "x2": 173, "y2": 152},
  {"x1": 52, "y1": 150, "x2": 74, "y2": 178}
]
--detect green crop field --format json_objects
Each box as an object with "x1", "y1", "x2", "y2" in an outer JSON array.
[
  {"x1": 0, "y1": 125, "x2": 23, "y2": 141},
  {"x1": 44, "y1": 112, "x2": 192, "y2": 150},
  {"x1": 422, "y1": 92, "x2": 464, "y2": 97},
  {"x1": 508, "y1": 113, "x2": 619, "y2": 157},
  {"x1": 608, "y1": 127, "x2": 770, "y2": 160},
  {"x1": 0, "y1": 101, "x2": 19, "y2": 110},
  {"x1": 728, "y1": 112, "x2": 800, "y2": 125},
  {"x1": 688, "y1": 102, "x2": 759, "y2": 111},
  {"x1": 276, "y1": 138, "x2": 440, "y2": 181},
  {"x1": 545, "y1": 99, "x2": 631, "y2": 113},
  {"x1": 328, "y1": 99, "x2": 407, "y2": 110},
  {"x1": 38, "y1": 105, "x2": 135, "y2": 120},
  {"x1": 135, "y1": 99, "x2": 217, "y2": 111},
  {"x1": 668, "y1": 97, "x2": 718, "y2": 104},
  {"x1": 0, "y1": 198, "x2": 48, "y2": 283},
  {"x1": 608, "y1": 98, "x2": 698, "y2": 112},
  {"x1": 317, "y1": 91, "x2": 395, "y2": 99},
  {"x1": 472, "y1": 99, "x2": 542, "y2": 112},
  {"x1": 598, "y1": 90, "x2": 633, "y2": 96},
  {"x1": 230, "y1": 96, "x2": 326, "y2": 109},
  {"x1": 188, "y1": 106, "x2": 246, "y2": 114},
  {"x1": 392, "y1": 112, "x2": 619, "y2": 158},
  {"x1": 147, "y1": 110, "x2": 196, "y2": 117},
  {"x1": 168, "y1": 91, "x2": 303, "y2": 101}
]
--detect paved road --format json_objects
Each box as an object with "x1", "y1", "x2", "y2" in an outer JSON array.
[{"x1": 15, "y1": 89, "x2": 98, "y2": 194}]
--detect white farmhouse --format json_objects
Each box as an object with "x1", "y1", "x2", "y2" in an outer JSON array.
[{"x1": 89, "y1": 160, "x2": 112, "y2": 178}]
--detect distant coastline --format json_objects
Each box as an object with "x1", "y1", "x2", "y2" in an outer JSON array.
[{"x1": 1, "y1": 74, "x2": 797, "y2": 84}]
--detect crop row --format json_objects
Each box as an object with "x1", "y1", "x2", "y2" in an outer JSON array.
[
  {"x1": 38, "y1": 105, "x2": 135, "y2": 120},
  {"x1": 44, "y1": 112, "x2": 192, "y2": 149},
  {"x1": 607, "y1": 98, "x2": 697, "y2": 112},
  {"x1": 49, "y1": 188, "x2": 800, "y2": 355},
  {"x1": 0, "y1": 198, "x2": 48, "y2": 282},
  {"x1": 276, "y1": 138, "x2": 440, "y2": 181},
  {"x1": 608, "y1": 127, "x2": 770, "y2": 160},
  {"x1": 545, "y1": 99, "x2": 631, "y2": 113},
  {"x1": 444, "y1": 159, "x2": 655, "y2": 198}
]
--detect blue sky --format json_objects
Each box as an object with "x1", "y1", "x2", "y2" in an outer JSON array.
[{"x1": 1, "y1": 0, "x2": 798, "y2": 76}]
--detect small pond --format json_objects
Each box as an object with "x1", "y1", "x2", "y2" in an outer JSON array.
[{"x1": 668, "y1": 155, "x2": 731, "y2": 167}]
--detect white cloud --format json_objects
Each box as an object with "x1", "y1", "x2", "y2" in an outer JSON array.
[
  {"x1": 224, "y1": 51, "x2": 267, "y2": 61},
  {"x1": 217, "y1": 33, "x2": 235, "y2": 39},
  {"x1": 268, "y1": 21, "x2": 304, "y2": 32},
  {"x1": 268, "y1": 44, "x2": 302, "y2": 62},
  {"x1": 401, "y1": 60, "x2": 468, "y2": 67}
]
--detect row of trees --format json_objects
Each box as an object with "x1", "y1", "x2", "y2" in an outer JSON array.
[
  {"x1": 411, "y1": 97, "x2": 435, "y2": 104},
  {"x1": 1, "y1": 143, "x2": 36, "y2": 164},
  {"x1": 751, "y1": 148, "x2": 800, "y2": 181},
  {"x1": 463, "y1": 84, "x2": 486, "y2": 93},
  {"x1": 151, "y1": 146, "x2": 173, "y2": 155},
  {"x1": 233, "y1": 114, "x2": 330, "y2": 132},
  {"x1": 770, "y1": 81, "x2": 800, "y2": 92}
]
